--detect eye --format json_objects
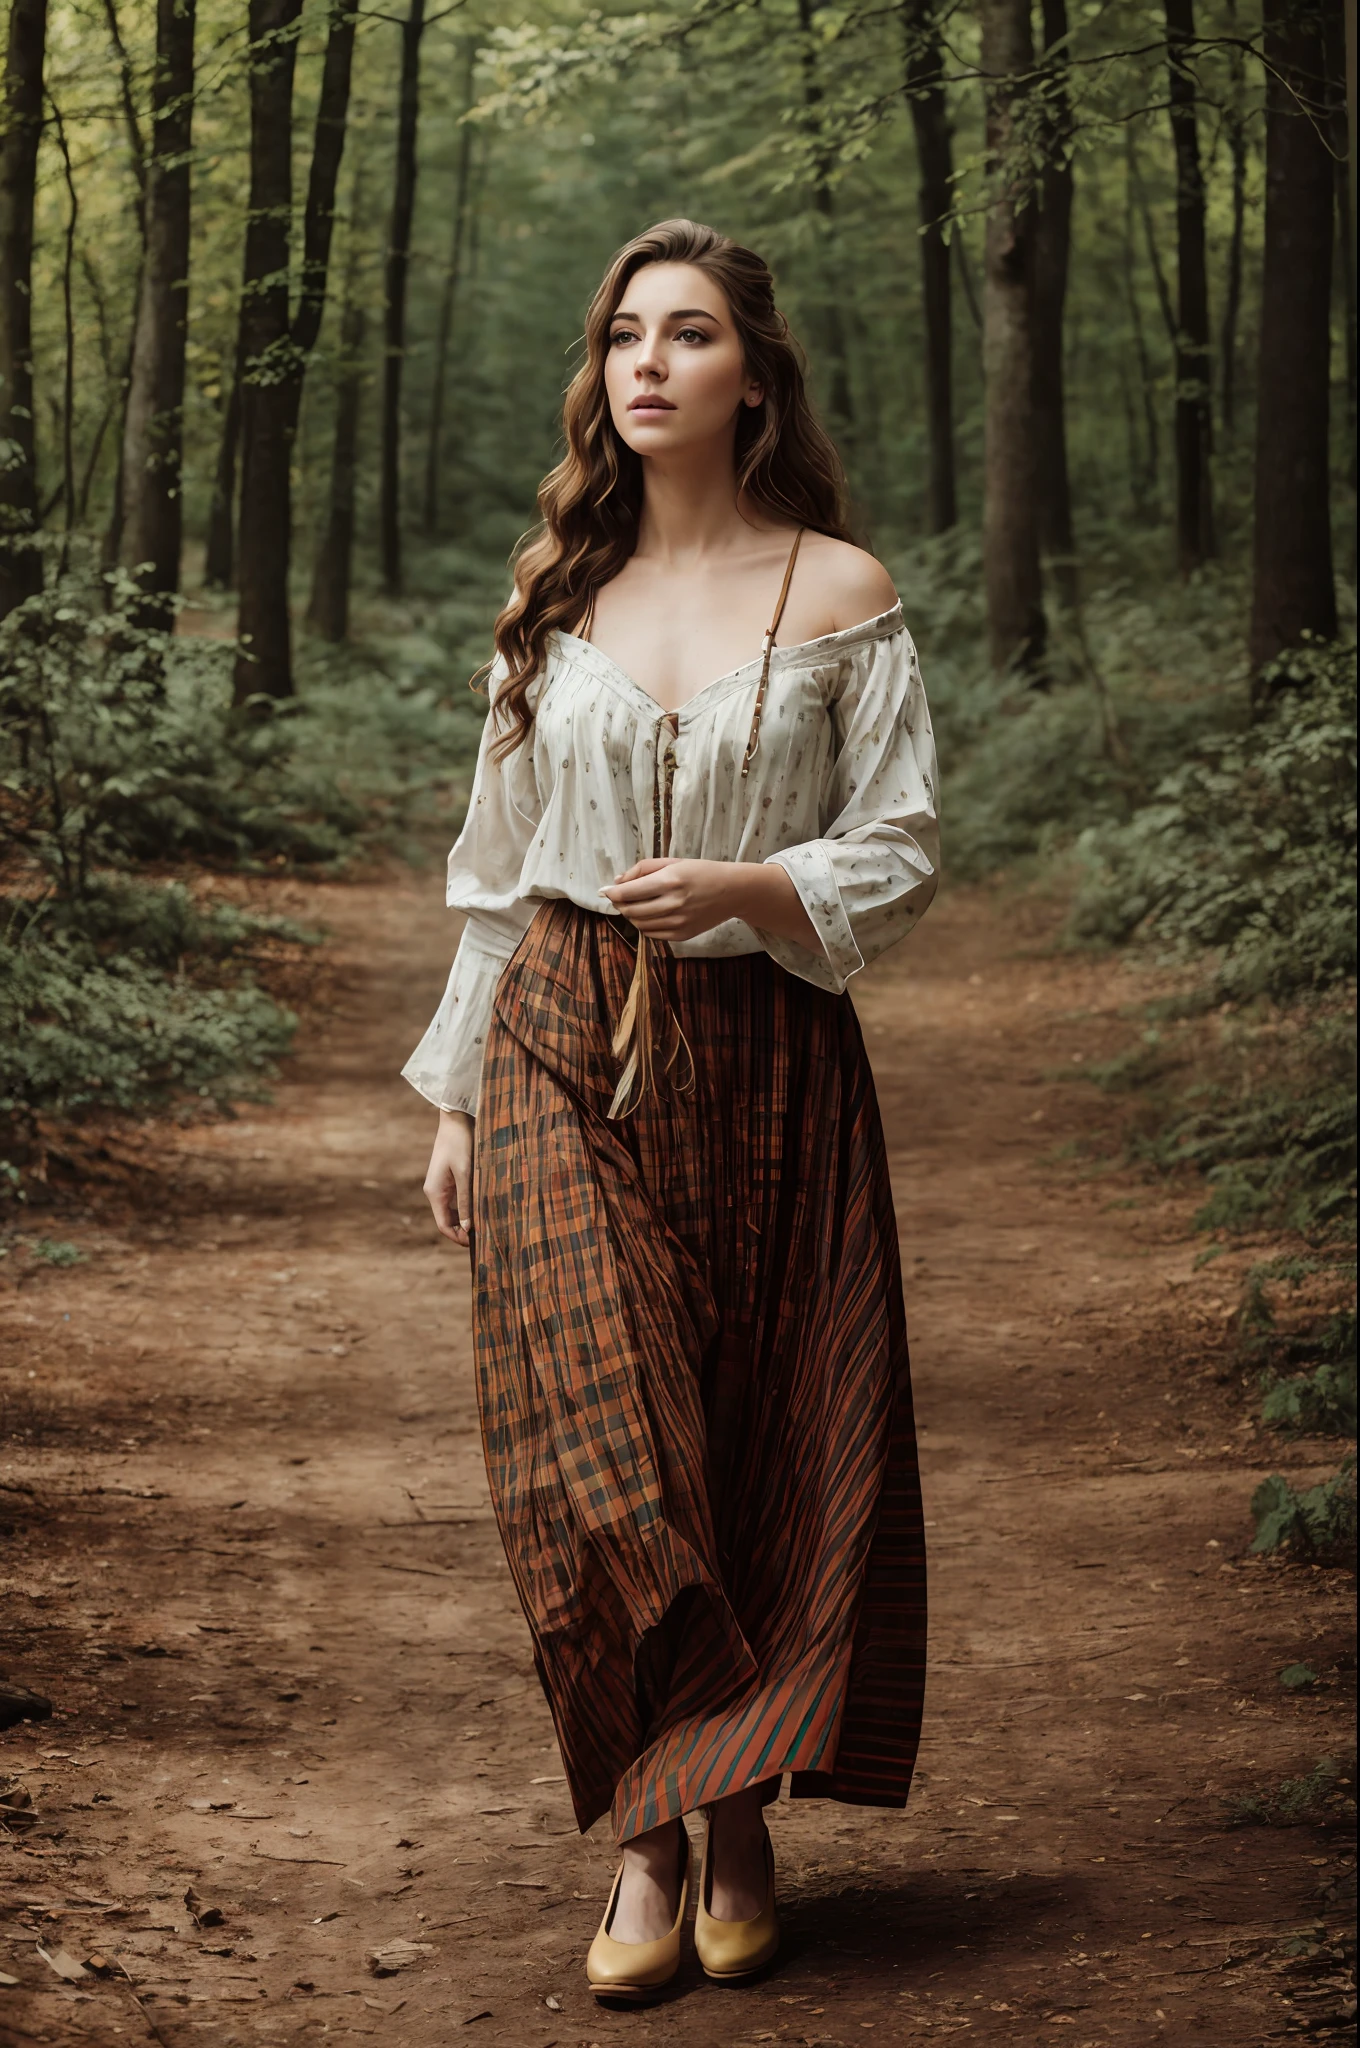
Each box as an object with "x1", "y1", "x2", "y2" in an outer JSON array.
[
  {"x1": 609, "y1": 326, "x2": 639, "y2": 347},
  {"x1": 675, "y1": 326, "x2": 710, "y2": 344}
]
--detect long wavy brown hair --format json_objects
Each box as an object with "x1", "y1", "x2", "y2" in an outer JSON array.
[{"x1": 487, "y1": 218, "x2": 853, "y2": 755}]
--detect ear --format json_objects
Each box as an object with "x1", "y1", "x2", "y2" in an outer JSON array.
[{"x1": 743, "y1": 383, "x2": 765, "y2": 410}]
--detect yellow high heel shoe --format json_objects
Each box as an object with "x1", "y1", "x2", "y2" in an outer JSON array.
[
  {"x1": 585, "y1": 1826, "x2": 690, "y2": 2005},
  {"x1": 694, "y1": 1818, "x2": 779, "y2": 1982}
]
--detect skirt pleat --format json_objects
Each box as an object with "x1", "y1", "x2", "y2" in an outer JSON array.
[{"x1": 473, "y1": 902, "x2": 927, "y2": 1841}]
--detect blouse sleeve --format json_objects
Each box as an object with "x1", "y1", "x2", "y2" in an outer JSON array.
[
  {"x1": 762, "y1": 625, "x2": 939, "y2": 994},
  {"x1": 400, "y1": 671, "x2": 542, "y2": 1114}
]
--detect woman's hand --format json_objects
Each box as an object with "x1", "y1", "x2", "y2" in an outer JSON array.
[
  {"x1": 424, "y1": 1109, "x2": 475, "y2": 1247},
  {"x1": 601, "y1": 857, "x2": 818, "y2": 951}
]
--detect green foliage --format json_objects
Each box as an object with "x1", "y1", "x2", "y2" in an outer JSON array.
[
  {"x1": 0, "y1": 578, "x2": 361, "y2": 883},
  {"x1": 1260, "y1": 1318, "x2": 1358, "y2": 1437},
  {"x1": 1071, "y1": 640, "x2": 1357, "y2": 1001},
  {"x1": 0, "y1": 575, "x2": 486, "y2": 1133},
  {"x1": 27, "y1": 1238, "x2": 84, "y2": 1267},
  {"x1": 1249, "y1": 1454, "x2": 1357, "y2": 1559},
  {"x1": 1226, "y1": 1755, "x2": 1356, "y2": 1828},
  {"x1": 0, "y1": 918, "x2": 296, "y2": 1118},
  {"x1": 1278, "y1": 1663, "x2": 1319, "y2": 1691}
]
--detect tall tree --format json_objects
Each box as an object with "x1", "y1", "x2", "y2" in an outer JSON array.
[
  {"x1": 1218, "y1": 20, "x2": 1248, "y2": 437},
  {"x1": 118, "y1": 0, "x2": 196, "y2": 626},
  {"x1": 203, "y1": 330, "x2": 240, "y2": 587},
  {"x1": 233, "y1": 0, "x2": 356, "y2": 706},
  {"x1": 1249, "y1": 0, "x2": 1339, "y2": 671},
  {"x1": 307, "y1": 179, "x2": 366, "y2": 644},
  {"x1": 423, "y1": 38, "x2": 476, "y2": 537},
  {"x1": 1165, "y1": 0, "x2": 1215, "y2": 573},
  {"x1": 1032, "y1": 0, "x2": 1077, "y2": 607},
  {"x1": 901, "y1": 0, "x2": 956, "y2": 533},
  {"x1": 796, "y1": 0, "x2": 855, "y2": 448},
  {"x1": 379, "y1": 0, "x2": 425, "y2": 597},
  {"x1": 97, "y1": 0, "x2": 146, "y2": 572},
  {"x1": 0, "y1": 0, "x2": 47, "y2": 619},
  {"x1": 979, "y1": 0, "x2": 1045, "y2": 673}
]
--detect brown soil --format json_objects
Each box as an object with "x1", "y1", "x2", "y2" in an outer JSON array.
[{"x1": 1, "y1": 869, "x2": 1354, "y2": 2048}]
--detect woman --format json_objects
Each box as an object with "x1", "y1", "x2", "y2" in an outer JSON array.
[{"x1": 407, "y1": 218, "x2": 938, "y2": 2003}]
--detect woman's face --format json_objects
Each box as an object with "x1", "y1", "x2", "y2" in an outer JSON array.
[{"x1": 604, "y1": 260, "x2": 763, "y2": 461}]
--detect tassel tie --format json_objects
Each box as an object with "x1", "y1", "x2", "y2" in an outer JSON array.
[{"x1": 604, "y1": 526, "x2": 805, "y2": 1122}]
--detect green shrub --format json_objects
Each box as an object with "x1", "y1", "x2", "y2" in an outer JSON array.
[
  {"x1": 1250, "y1": 1454, "x2": 1357, "y2": 1559},
  {"x1": 1260, "y1": 1308, "x2": 1358, "y2": 1437},
  {"x1": 0, "y1": 919, "x2": 296, "y2": 1117},
  {"x1": 0, "y1": 578, "x2": 360, "y2": 881},
  {"x1": 1226, "y1": 1754, "x2": 1356, "y2": 1827},
  {"x1": 1071, "y1": 639, "x2": 1357, "y2": 1000}
]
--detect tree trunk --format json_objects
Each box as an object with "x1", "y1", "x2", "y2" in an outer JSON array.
[
  {"x1": 1219, "y1": 26, "x2": 1248, "y2": 437},
  {"x1": 1165, "y1": 0, "x2": 1216, "y2": 573},
  {"x1": 422, "y1": 38, "x2": 475, "y2": 538},
  {"x1": 901, "y1": 0, "x2": 956, "y2": 533},
  {"x1": 1032, "y1": 0, "x2": 1077, "y2": 607},
  {"x1": 118, "y1": 0, "x2": 196, "y2": 627},
  {"x1": 1249, "y1": 0, "x2": 1338, "y2": 674},
  {"x1": 379, "y1": 0, "x2": 425, "y2": 597},
  {"x1": 233, "y1": 0, "x2": 356, "y2": 706},
  {"x1": 1124, "y1": 136, "x2": 1160, "y2": 513},
  {"x1": 796, "y1": 0, "x2": 855, "y2": 448},
  {"x1": 0, "y1": 0, "x2": 48, "y2": 619},
  {"x1": 204, "y1": 332, "x2": 241, "y2": 588},
  {"x1": 980, "y1": 0, "x2": 1045, "y2": 674},
  {"x1": 1335, "y1": 111, "x2": 1357, "y2": 486},
  {"x1": 306, "y1": 295, "x2": 364, "y2": 642}
]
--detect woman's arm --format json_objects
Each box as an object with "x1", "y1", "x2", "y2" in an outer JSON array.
[{"x1": 600, "y1": 857, "x2": 819, "y2": 951}]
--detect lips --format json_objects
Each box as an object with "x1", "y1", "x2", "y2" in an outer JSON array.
[{"x1": 628, "y1": 396, "x2": 675, "y2": 411}]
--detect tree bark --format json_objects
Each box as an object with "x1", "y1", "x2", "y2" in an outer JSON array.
[
  {"x1": 1123, "y1": 135, "x2": 1160, "y2": 513},
  {"x1": 1032, "y1": 0, "x2": 1077, "y2": 607},
  {"x1": 379, "y1": 0, "x2": 425, "y2": 597},
  {"x1": 901, "y1": 0, "x2": 956, "y2": 533},
  {"x1": 796, "y1": 0, "x2": 855, "y2": 448},
  {"x1": 118, "y1": 0, "x2": 196, "y2": 626},
  {"x1": 204, "y1": 331, "x2": 241, "y2": 588},
  {"x1": 1165, "y1": 0, "x2": 1216, "y2": 573},
  {"x1": 980, "y1": 0, "x2": 1045, "y2": 674},
  {"x1": 0, "y1": 0, "x2": 48, "y2": 619},
  {"x1": 1249, "y1": 0, "x2": 1338, "y2": 673},
  {"x1": 306, "y1": 291, "x2": 364, "y2": 640},
  {"x1": 1219, "y1": 23, "x2": 1248, "y2": 437},
  {"x1": 233, "y1": 0, "x2": 356, "y2": 706},
  {"x1": 422, "y1": 38, "x2": 475, "y2": 538}
]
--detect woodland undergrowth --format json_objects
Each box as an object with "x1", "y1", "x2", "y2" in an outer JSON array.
[{"x1": 895, "y1": 527, "x2": 1357, "y2": 1568}]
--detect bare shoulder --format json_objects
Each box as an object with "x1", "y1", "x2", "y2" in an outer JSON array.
[{"x1": 799, "y1": 534, "x2": 899, "y2": 632}]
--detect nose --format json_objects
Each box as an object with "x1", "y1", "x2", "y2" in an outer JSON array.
[{"x1": 634, "y1": 329, "x2": 666, "y2": 381}]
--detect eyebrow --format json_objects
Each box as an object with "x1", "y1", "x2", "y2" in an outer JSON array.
[{"x1": 610, "y1": 306, "x2": 723, "y2": 323}]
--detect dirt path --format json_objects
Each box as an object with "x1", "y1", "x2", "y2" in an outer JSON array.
[{"x1": 2, "y1": 869, "x2": 1354, "y2": 2048}]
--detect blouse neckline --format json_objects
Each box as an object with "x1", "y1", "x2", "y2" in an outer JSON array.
[{"x1": 552, "y1": 602, "x2": 905, "y2": 722}]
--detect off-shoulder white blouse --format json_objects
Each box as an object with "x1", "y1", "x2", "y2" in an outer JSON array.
[{"x1": 402, "y1": 605, "x2": 939, "y2": 1115}]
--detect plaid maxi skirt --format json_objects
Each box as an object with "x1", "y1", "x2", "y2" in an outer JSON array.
[{"x1": 474, "y1": 901, "x2": 927, "y2": 1842}]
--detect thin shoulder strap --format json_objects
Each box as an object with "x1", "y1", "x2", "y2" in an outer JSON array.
[
  {"x1": 767, "y1": 526, "x2": 805, "y2": 648},
  {"x1": 742, "y1": 527, "x2": 805, "y2": 778}
]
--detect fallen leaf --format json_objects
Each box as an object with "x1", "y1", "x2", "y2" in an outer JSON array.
[
  {"x1": 184, "y1": 1885, "x2": 225, "y2": 1929},
  {"x1": 37, "y1": 1946, "x2": 88, "y2": 1983},
  {"x1": 367, "y1": 1939, "x2": 435, "y2": 1977},
  {"x1": 0, "y1": 1970, "x2": 20, "y2": 1987}
]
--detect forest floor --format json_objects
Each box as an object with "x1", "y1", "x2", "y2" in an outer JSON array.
[{"x1": 1, "y1": 861, "x2": 1355, "y2": 2048}]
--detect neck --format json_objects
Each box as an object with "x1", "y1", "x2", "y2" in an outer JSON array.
[{"x1": 633, "y1": 431, "x2": 764, "y2": 563}]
